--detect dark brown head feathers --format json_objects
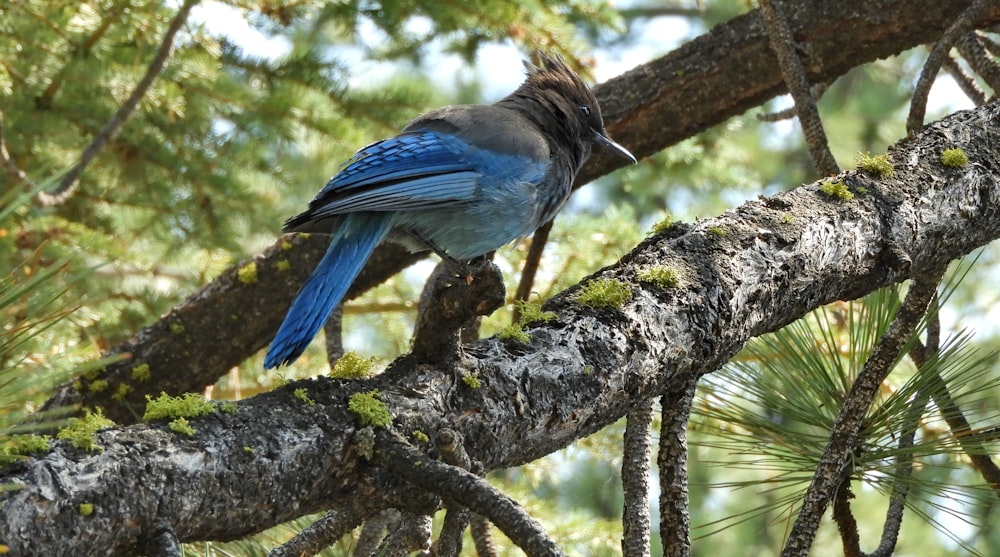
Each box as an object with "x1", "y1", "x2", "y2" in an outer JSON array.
[{"x1": 500, "y1": 52, "x2": 634, "y2": 169}]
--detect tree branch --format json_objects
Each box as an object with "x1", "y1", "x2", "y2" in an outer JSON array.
[
  {"x1": 759, "y1": 0, "x2": 839, "y2": 175},
  {"x1": 373, "y1": 429, "x2": 565, "y2": 557},
  {"x1": 269, "y1": 502, "x2": 371, "y2": 557},
  {"x1": 4, "y1": 98, "x2": 999, "y2": 554},
  {"x1": 909, "y1": 319, "x2": 1000, "y2": 495},
  {"x1": 659, "y1": 379, "x2": 698, "y2": 557},
  {"x1": 781, "y1": 266, "x2": 946, "y2": 556},
  {"x1": 906, "y1": 0, "x2": 992, "y2": 135},
  {"x1": 621, "y1": 399, "x2": 654, "y2": 557},
  {"x1": 36, "y1": 0, "x2": 200, "y2": 207},
  {"x1": 942, "y1": 55, "x2": 988, "y2": 106},
  {"x1": 956, "y1": 31, "x2": 1000, "y2": 93},
  {"x1": 39, "y1": 0, "x2": 1000, "y2": 422}
]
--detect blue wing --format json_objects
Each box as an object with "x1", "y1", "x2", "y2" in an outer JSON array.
[
  {"x1": 296, "y1": 132, "x2": 479, "y2": 220},
  {"x1": 284, "y1": 130, "x2": 548, "y2": 232}
]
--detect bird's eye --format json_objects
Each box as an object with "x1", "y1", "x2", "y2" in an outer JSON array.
[{"x1": 579, "y1": 105, "x2": 591, "y2": 117}]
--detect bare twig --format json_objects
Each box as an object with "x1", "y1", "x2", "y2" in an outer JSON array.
[
  {"x1": 269, "y1": 502, "x2": 371, "y2": 557},
  {"x1": 324, "y1": 305, "x2": 345, "y2": 369},
  {"x1": 377, "y1": 511, "x2": 432, "y2": 556},
  {"x1": 622, "y1": 399, "x2": 654, "y2": 557},
  {"x1": 354, "y1": 511, "x2": 399, "y2": 557},
  {"x1": 781, "y1": 267, "x2": 946, "y2": 557},
  {"x1": 433, "y1": 507, "x2": 470, "y2": 557},
  {"x1": 36, "y1": 0, "x2": 200, "y2": 207},
  {"x1": 832, "y1": 357, "x2": 930, "y2": 557},
  {"x1": 907, "y1": 0, "x2": 993, "y2": 135},
  {"x1": 759, "y1": 0, "x2": 839, "y2": 175},
  {"x1": 908, "y1": 313, "x2": 1000, "y2": 496},
  {"x1": 757, "y1": 83, "x2": 829, "y2": 122},
  {"x1": 942, "y1": 56, "x2": 988, "y2": 105},
  {"x1": 471, "y1": 514, "x2": 499, "y2": 557},
  {"x1": 659, "y1": 379, "x2": 698, "y2": 557},
  {"x1": 835, "y1": 300, "x2": 943, "y2": 557},
  {"x1": 513, "y1": 221, "x2": 554, "y2": 323},
  {"x1": 375, "y1": 429, "x2": 565, "y2": 557},
  {"x1": 956, "y1": 31, "x2": 1000, "y2": 93},
  {"x1": 832, "y1": 472, "x2": 863, "y2": 557},
  {"x1": 982, "y1": 32, "x2": 1000, "y2": 57},
  {"x1": 432, "y1": 429, "x2": 474, "y2": 557}
]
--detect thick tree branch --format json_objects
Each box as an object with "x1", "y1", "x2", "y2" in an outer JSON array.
[
  {"x1": 40, "y1": 236, "x2": 425, "y2": 423},
  {"x1": 4, "y1": 98, "x2": 1000, "y2": 555},
  {"x1": 588, "y1": 0, "x2": 1000, "y2": 183},
  {"x1": 36, "y1": 0, "x2": 1000, "y2": 423}
]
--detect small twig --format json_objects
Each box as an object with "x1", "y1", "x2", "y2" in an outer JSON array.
[
  {"x1": 36, "y1": 0, "x2": 200, "y2": 207},
  {"x1": 837, "y1": 302, "x2": 940, "y2": 557},
  {"x1": 956, "y1": 32, "x2": 1000, "y2": 94},
  {"x1": 433, "y1": 507, "x2": 470, "y2": 557},
  {"x1": 269, "y1": 502, "x2": 370, "y2": 557},
  {"x1": 471, "y1": 514, "x2": 499, "y2": 557},
  {"x1": 354, "y1": 510, "x2": 400, "y2": 557},
  {"x1": 981, "y1": 32, "x2": 1000, "y2": 58},
  {"x1": 907, "y1": 0, "x2": 992, "y2": 135},
  {"x1": 942, "y1": 56, "x2": 988, "y2": 106},
  {"x1": 377, "y1": 511, "x2": 432, "y2": 556},
  {"x1": 781, "y1": 267, "x2": 945, "y2": 557},
  {"x1": 431, "y1": 429, "x2": 474, "y2": 557},
  {"x1": 757, "y1": 83, "x2": 828, "y2": 122},
  {"x1": 866, "y1": 378, "x2": 928, "y2": 556},
  {"x1": 513, "y1": 221, "x2": 554, "y2": 323},
  {"x1": 832, "y1": 471, "x2": 862, "y2": 557},
  {"x1": 621, "y1": 399, "x2": 654, "y2": 557},
  {"x1": 375, "y1": 429, "x2": 566, "y2": 557},
  {"x1": 759, "y1": 0, "x2": 839, "y2": 175},
  {"x1": 659, "y1": 378, "x2": 698, "y2": 557},
  {"x1": 908, "y1": 313, "x2": 1000, "y2": 496},
  {"x1": 324, "y1": 305, "x2": 345, "y2": 369}
]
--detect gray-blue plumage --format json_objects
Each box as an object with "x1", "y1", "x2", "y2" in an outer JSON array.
[{"x1": 265, "y1": 54, "x2": 634, "y2": 368}]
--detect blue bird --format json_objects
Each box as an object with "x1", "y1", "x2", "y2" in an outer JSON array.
[{"x1": 264, "y1": 54, "x2": 635, "y2": 368}]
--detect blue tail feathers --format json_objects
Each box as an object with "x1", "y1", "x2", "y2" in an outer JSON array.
[{"x1": 264, "y1": 214, "x2": 393, "y2": 368}]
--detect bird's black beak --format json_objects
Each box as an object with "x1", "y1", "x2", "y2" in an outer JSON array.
[{"x1": 592, "y1": 128, "x2": 636, "y2": 164}]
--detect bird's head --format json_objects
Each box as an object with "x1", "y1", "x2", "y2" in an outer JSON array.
[{"x1": 512, "y1": 53, "x2": 636, "y2": 166}]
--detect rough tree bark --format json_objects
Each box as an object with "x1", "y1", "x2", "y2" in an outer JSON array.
[
  {"x1": 3, "y1": 96, "x2": 999, "y2": 554},
  {"x1": 40, "y1": 0, "x2": 1000, "y2": 423}
]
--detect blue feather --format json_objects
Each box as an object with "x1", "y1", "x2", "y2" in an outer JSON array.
[
  {"x1": 265, "y1": 54, "x2": 634, "y2": 367},
  {"x1": 264, "y1": 213, "x2": 393, "y2": 368}
]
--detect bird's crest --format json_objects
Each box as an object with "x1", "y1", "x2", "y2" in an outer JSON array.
[{"x1": 520, "y1": 53, "x2": 593, "y2": 100}]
